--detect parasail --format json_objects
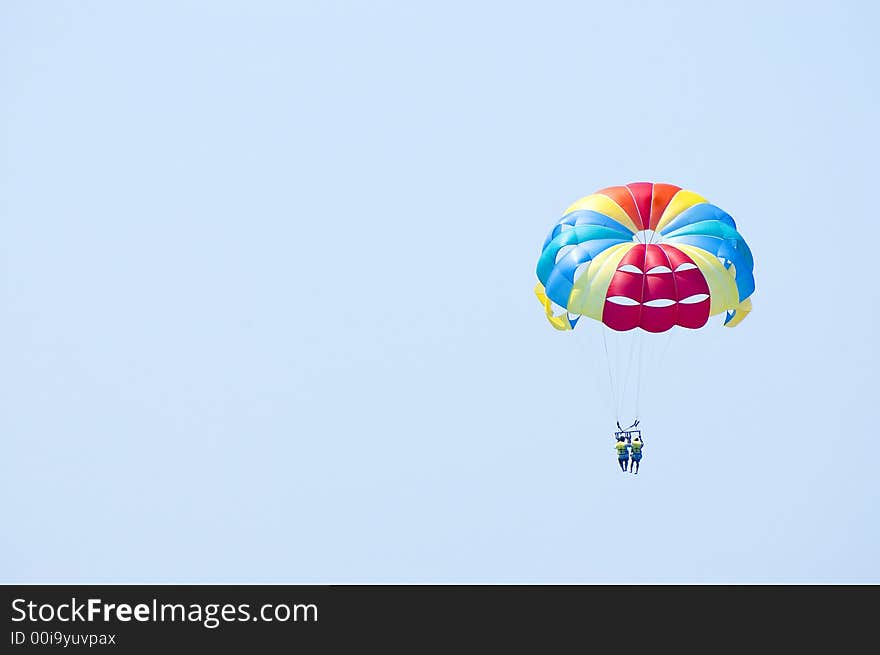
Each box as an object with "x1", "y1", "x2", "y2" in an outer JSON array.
[{"x1": 535, "y1": 182, "x2": 755, "y2": 432}]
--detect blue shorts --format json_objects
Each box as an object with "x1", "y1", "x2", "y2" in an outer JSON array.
[
  {"x1": 631, "y1": 453, "x2": 642, "y2": 462},
  {"x1": 618, "y1": 454, "x2": 629, "y2": 461}
]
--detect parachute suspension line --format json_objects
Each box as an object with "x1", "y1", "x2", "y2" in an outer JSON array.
[
  {"x1": 619, "y1": 326, "x2": 639, "y2": 425},
  {"x1": 658, "y1": 328, "x2": 675, "y2": 372},
  {"x1": 634, "y1": 328, "x2": 645, "y2": 422},
  {"x1": 634, "y1": 327, "x2": 675, "y2": 425},
  {"x1": 601, "y1": 325, "x2": 619, "y2": 425},
  {"x1": 614, "y1": 330, "x2": 622, "y2": 422},
  {"x1": 603, "y1": 324, "x2": 649, "y2": 429}
]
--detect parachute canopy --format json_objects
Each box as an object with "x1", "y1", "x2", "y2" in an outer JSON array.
[{"x1": 535, "y1": 182, "x2": 755, "y2": 333}]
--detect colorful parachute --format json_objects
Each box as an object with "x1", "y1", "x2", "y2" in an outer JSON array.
[
  {"x1": 535, "y1": 182, "x2": 756, "y2": 431},
  {"x1": 535, "y1": 182, "x2": 755, "y2": 333}
]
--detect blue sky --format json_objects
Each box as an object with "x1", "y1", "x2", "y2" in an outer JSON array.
[{"x1": 2, "y1": 1, "x2": 878, "y2": 582}]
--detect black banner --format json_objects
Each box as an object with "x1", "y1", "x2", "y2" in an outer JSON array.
[{"x1": 2, "y1": 585, "x2": 875, "y2": 651}]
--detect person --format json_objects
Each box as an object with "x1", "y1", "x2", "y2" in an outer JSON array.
[
  {"x1": 629, "y1": 435, "x2": 644, "y2": 474},
  {"x1": 615, "y1": 435, "x2": 629, "y2": 472}
]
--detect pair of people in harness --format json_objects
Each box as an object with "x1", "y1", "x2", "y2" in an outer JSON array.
[{"x1": 615, "y1": 432, "x2": 644, "y2": 474}]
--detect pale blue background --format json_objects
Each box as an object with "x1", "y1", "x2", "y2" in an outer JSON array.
[{"x1": 2, "y1": 1, "x2": 878, "y2": 582}]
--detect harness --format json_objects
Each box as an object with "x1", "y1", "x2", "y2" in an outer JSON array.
[{"x1": 615, "y1": 427, "x2": 643, "y2": 459}]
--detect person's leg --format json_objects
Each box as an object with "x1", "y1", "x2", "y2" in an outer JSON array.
[{"x1": 634, "y1": 459, "x2": 639, "y2": 474}]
